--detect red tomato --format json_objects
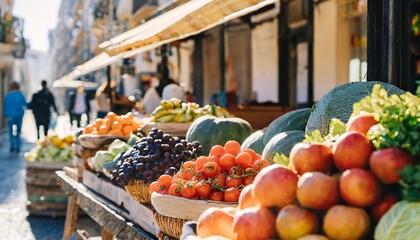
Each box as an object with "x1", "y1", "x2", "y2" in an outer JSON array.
[
  {"x1": 208, "y1": 191, "x2": 224, "y2": 201},
  {"x1": 211, "y1": 173, "x2": 227, "y2": 188},
  {"x1": 157, "y1": 174, "x2": 173, "y2": 190},
  {"x1": 203, "y1": 162, "x2": 221, "y2": 178},
  {"x1": 149, "y1": 181, "x2": 158, "y2": 193},
  {"x1": 209, "y1": 145, "x2": 225, "y2": 157},
  {"x1": 235, "y1": 152, "x2": 253, "y2": 169},
  {"x1": 243, "y1": 176, "x2": 255, "y2": 186},
  {"x1": 242, "y1": 149, "x2": 258, "y2": 162},
  {"x1": 209, "y1": 155, "x2": 220, "y2": 165},
  {"x1": 226, "y1": 177, "x2": 243, "y2": 188},
  {"x1": 245, "y1": 167, "x2": 257, "y2": 175},
  {"x1": 181, "y1": 181, "x2": 197, "y2": 199},
  {"x1": 196, "y1": 181, "x2": 212, "y2": 199},
  {"x1": 224, "y1": 187, "x2": 241, "y2": 202},
  {"x1": 253, "y1": 159, "x2": 269, "y2": 171},
  {"x1": 224, "y1": 141, "x2": 241, "y2": 155},
  {"x1": 219, "y1": 154, "x2": 236, "y2": 171},
  {"x1": 195, "y1": 156, "x2": 209, "y2": 171},
  {"x1": 229, "y1": 166, "x2": 244, "y2": 177},
  {"x1": 182, "y1": 161, "x2": 196, "y2": 173},
  {"x1": 168, "y1": 183, "x2": 182, "y2": 197}
]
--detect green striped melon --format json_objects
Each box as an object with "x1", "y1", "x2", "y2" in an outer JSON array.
[
  {"x1": 263, "y1": 108, "x2": 311, "y2": 145},
  {"x1": 306, "y1": 81, "x2": 404, "y2": 136},
  {"x1": 262, "y1": 131, "x2": 305, "y2": 164},
  {"x1": 241, "y1": 129, "x2": 266, "y2": 154}
]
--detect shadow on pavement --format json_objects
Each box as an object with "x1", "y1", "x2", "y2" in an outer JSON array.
[{"x1": 26, "y1": 216, "x2": 66, "y2": 240}]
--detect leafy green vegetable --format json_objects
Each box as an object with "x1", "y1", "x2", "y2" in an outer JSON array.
[
  {"x1": 273, "y1": 153, "x2": 290, "y2": 167},
  {"x1": 374, "y1": 201, "x2": 420, "y2": 240},
  {"x1": 399, "y1": 165, "x2": 420, "y2": 201},
  {"x1": 305, "y1": 118, "x2": 346, "y2": 143},
  {"x1": 353, "y1": 84, "x2": 420, "y2": 157}
]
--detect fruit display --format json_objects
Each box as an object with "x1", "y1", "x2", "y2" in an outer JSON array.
[
  {"x1": 25, "y1": 135, "x2": 74, "y2": 162},
  {"x1": 149, "y1": 140, "x2": 270, "y2": 202},
  {"x1": 186, "y1": 115, "x2": 253, "y2": 155},
  {"x1": 91, "y1": 139, "x2": 132, "y2": 175},
  {"x1": 82, "y1": 112, "x2": 143, "y2": 136},
  {"x1": 305, "y1": 81, "x2": 404, "y2": 136},
  {"x1": 190, "y1": 84, "x2": 420, "y2": 240},
  {"x1": 111, "y1": 128, "x2": 204, "y2": 185},
  {"x1": 150, "y1": 98, "x2": 233, "y2": 123}
]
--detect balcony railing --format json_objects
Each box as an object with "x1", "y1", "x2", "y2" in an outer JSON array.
[{"x1": 0, "y1": 15, "x2": 26, "y2": 58}]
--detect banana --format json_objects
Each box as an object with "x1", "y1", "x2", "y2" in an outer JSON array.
[
  {"x1": 155, "y1": 114, "x2": 175, "y2": 123},
  {"x1": 186, "y1": 109, "x2": 195, "y2": 122},
  {"x1": 161, "y1": 100, "x2": 174, "y2": 110},
  {"x1": 151, "y1": 105, "x2": 164, "y2": 115},
  {"x1": 154, "y1": 108, "x2": 181, "y2": 119},
  {"x1": 174, "y1": 109, "x2": 187, "y2": 123},
  {"x1": 170, "y1": 98, "x2": 182, "y2": 109}
]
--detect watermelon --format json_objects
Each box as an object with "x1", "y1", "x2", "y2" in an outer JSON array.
[
  {"x1": 306, "y1": 81, "x2": 404, "y2": 136},
  {"x1": 262, "y1": 131, "x2": 305, "y2": 164},
  {"x1": 186, "y1": 115, "x2": 253, "y2": 155},
  {"x1": 241, "y1": 129, "x2": 266, "y2": 154},
  {"x1": 263, "y1": 108, "x2": 311, "y2": 145}
]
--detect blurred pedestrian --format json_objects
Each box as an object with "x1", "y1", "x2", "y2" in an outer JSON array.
[
  {"x1": 95, "y1": 82, "x2": 112, "y2": 118},
  {"x1": 135, "y1": 77, "x2": 161, "y2": 114},
  {"x1": 29, "y1": 80, "x2": 58, "y2": 139},
  {"x1": 68, "y1": 84, "x2": 91, "y2": 128},
  {"x1": 4, "y1": 81, "x2": 27, "y2": 153},
  {"x1": 162, "y1": 78, "x2": 186, "y2": 101}
]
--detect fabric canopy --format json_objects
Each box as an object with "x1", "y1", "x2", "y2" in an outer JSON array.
[{"x1": 55, "y1": 0, "x2": 278, "y2": 82}]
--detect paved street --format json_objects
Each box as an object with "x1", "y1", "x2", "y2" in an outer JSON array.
[{"x1": 0, "y1": 112, "x2": 99, "y2": 240}]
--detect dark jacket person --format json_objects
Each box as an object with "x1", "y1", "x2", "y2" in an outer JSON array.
[{"x1": 29, "y1": 80, "x2": 58, "y2": 139}]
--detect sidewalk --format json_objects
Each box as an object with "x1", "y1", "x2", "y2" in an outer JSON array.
[{"x1": 0, "y1": 112, "x2": 98, "y2": 240}]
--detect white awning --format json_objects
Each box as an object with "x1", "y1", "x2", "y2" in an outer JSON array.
[{"x1": 55, "y1": 0, "x2": 278, "y2": 82}]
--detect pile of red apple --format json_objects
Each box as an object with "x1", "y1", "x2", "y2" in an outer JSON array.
[{"x1": 195, "y1": 114, "x2": 414, "y2": 240}]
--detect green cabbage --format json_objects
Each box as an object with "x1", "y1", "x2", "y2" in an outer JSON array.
[
  {"x1": 374, "y1": 201, "x2": 420, "y2": 240},
  {"x1": 108, "y1": 139, "x2": 131, "y2": 156}
]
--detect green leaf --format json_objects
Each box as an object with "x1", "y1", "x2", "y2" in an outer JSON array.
[
  {"x1": 273, "y1": 153, "x2": 290, "y2": 167},
  {"x1": 374, "y1": 201, "x2": 420, "y2": 240},
  {"x1": 328, "y1": 118, "x2": 346, "y2": 136},
  {"x1": 304, "y1": 130, "x2": 324, "y2": 143}
]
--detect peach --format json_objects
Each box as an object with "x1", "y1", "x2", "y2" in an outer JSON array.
[
  {"x1": 290, "y1": 142, "x2": 333, "y2": 175},
  {"x1": 332, "y1": 132, "x2": 373, "y2": 170},
  {"x1": 276, "y1": 205, "x2": 319, "y2": 239}
]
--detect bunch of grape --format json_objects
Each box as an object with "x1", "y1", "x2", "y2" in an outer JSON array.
[{"x1": 112, "y1": 128, "x2": 203, "y2": 185}]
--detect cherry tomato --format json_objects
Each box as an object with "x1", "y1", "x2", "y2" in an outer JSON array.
[
  {"x1": 208, "y1": 191, "x2": 224, "y2": 201},
  {"x1": 243, "y1": 176, "x2": 255, "y2": 186},
  {"x1": 224, "y1": 187, "x2": 241, "y2": 202},
  {"x1": 203, "y1": 162, "x2": 221, "y2": 178},
  {"x1": 157, "y1": 174, "x2": 173, "y2": 190},
  {"x1": 229, "y1": 166, "x2": 244, "y2": 177},
  {"x1": 226, "y1": 176, "x2": 243, "y2": 188},
  {"x1": 209, "y1": 155, "x2": 220, "y2": 165},
  {"x1": 242, "y1": 149, "x2": 258, "y2": 162},
  {"x1": 149, "y1": 181, "x2": 158, "y2": 193},
  {"x1": 235, "y1": 152, "x2": 253, "y2": 169},
  {"x1": 253, "y1": 159, "x2": 269, "y2": 171},
  {"x1": 196, "y1": 181, "x2": 212, "y2": 199},
  {"x1": 219, "y1": 154, "x2": 236, "y2": 171},
  {"x1": 181, "y1": 181, "x2": 197, "y2": 199},
  {"x1": 168, "y1": 183, "x2": 182, "y2": 197},
  {"x1": 211, "y1": 173, "x2": 227, "y2": 188},
  {"x1": 195, "y1": 156, "x2": 209, "y2": 171}
]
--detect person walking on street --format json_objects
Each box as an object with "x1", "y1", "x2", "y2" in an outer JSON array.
[
  {"x1": 68, "y1": 84, "x2": 91, "y2": 128},
  {"x1": 95, "y1": 82, "x2": 112, "y2": 119},
  {"x1": 29, "y1": 80, "x2": 58, "y2": 139},
  {"x1": 4, "y1": 81, "x2": 27, "y2": 153}
]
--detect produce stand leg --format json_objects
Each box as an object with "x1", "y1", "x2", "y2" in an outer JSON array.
[
  {"x1": 63, "y1": 196, "x2": 79, "y2": 240},
  {"x1": 101, "y1": 228, "x2": 113, "y2": 240}
]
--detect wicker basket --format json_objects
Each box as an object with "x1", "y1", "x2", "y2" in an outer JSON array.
[
  {"x1": 154, "y1": 211, "x2": 187, "y2": 239},
  {"x1": 125, "y1": 180, "x2": 152, "y2": 204}
]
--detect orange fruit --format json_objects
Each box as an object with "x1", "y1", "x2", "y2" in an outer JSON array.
[
  {"x1": 224, "y1": 141, "x2": 241, "y2": 155},
  {"x1": 131, "y1": 118, "x2": 141, "y2": 129},
  {"x1": 106, "y1": 112, "x2": 118, "y2": 121},
  {"x1": 98, "y1": 125, "x2": 109, "y2": 135},
  {"x1": 111, "y1": 121, "x2": 123, "y2": 130},
  {"x1": 94, "y1": 119, "x2": 105, "y2": 128},
  {"x1": 109, "y1": 129, "x2": 123, "y2": 136},
  {"x1": 83, "y1": 125, "x2": 94, "y2": 134},
  {"x1": 122, "y1": 125, "x2": 133, "y2": 136}
]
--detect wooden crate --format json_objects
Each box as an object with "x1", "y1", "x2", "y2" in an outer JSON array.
[{"x1": 26, "y1": 161, "x2": 71, "y2": 217}]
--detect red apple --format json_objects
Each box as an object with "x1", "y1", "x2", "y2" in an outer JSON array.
[
  {"x1": 369, "y1": 147, "x2": 414, "y2": 184},
  {"x1": 339, "y1": 168, "x2": 382, "y2": 207},
  {"x1": 346, "y1": 114, "x2": 377, "y2": 135},
  {"x1": 290, "y1": 142, "x2": 333, "y2": 175},
  {"x1": 323, "y1": 205, "x2": 370, "y2": 240},
  {"x1": 332, "y1": 132, "x2": 373, "y2": 170},
  {"x1": 253, "y1": 164, "x2": 298, "y2": 208},
  {"x1": 238, "y1": 184, "x2": 259, "y2": 210},
  {"x1": 297, "y1": 172, "x2": 340, "y2": 211},
  {"x1": 233, "y1": 206, "x2": 276, "y2": 240},
  {"x1": 276, "y1": 205, "x2": 319, "y2": 239},
  {"x1": 298, "y1": 235, "x2": 329, "y2": 240},
  {"x1": 370, "y1": 194, "x2": 399, "y2": 222},
  {"x1": 197, "y1": 207, "x2": 235, "y2": 239}
]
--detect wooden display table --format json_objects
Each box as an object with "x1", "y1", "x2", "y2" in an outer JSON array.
[{"x1": 56, "y1": 171, "x2": 157, "y2": 240}]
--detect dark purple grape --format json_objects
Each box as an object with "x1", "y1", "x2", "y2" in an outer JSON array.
[
  {"x1": 175, "y1": 162, "x2": 181, "y2": 169},
  {"x1": 164, "y1": 152, "x2": 170, "y2": 158},
  {"x1": 143, "y1": 171, "x2": 149, "y2": 178},
  {"x1": 136, "y1": 163, "x2": 145, "y2": 171},
  {"x1": 159, "y1": 162, "x2": 165, "y2": 168},
  {"x1": 192, "y1": 141, "x2": 200, "y2": 148},
  {"x1": 175, "y1": 143, "x2": 184, "y2": 153},
  {"x1": 163, "y1": 158, "x2": 170, "y2": 164},
  {"x1": 152, "y1": 165, "x2": 159, "y2": 173}
]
